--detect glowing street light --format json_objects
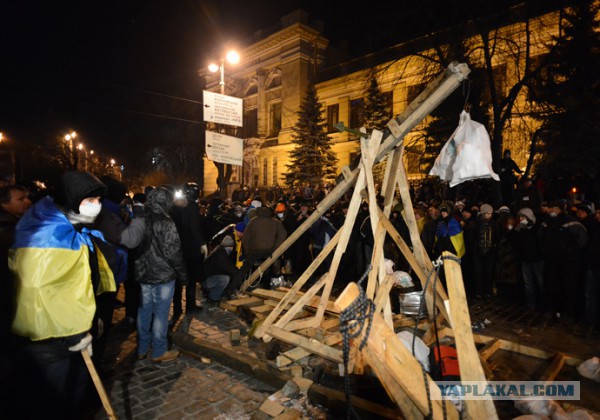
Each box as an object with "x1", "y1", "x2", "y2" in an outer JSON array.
[{"x1": 208, "y1": 49, "x2": 240, "y2": 95}]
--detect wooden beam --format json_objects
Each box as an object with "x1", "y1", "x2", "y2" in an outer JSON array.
[
  {"x1": 268, "y1": 326, "x2": 343, "y2": 363},
  {"x1": 541, "y1": 353, "x2": 566, "y2": 383},
  {"x1": 443, "y1": 251, "x2": 498, "y2": 420},
  {"x1": 335, "y1": 283, "x2": 458, "y2": 419},
  {"x1": 478, "y1": 338, "x2": 501, "y2": 362}
]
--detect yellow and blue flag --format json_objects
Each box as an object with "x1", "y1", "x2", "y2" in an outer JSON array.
[{"x1": 10, "y1": 196, "x2": 115, "y2": 341}]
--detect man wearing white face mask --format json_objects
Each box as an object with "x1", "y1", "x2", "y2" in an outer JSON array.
[{"x1": 9, "y1": 170, "x2": 116, "y2": 418}]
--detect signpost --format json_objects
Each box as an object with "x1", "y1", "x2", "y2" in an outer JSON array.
[
  {"x1": 203, "y1": 89, "x2": 244, "y2": 198},
  {"x1": 203, "y1": 90, "x2": 243, "y2": 127},
  {"x1": 205, "y1": 131, "x2": 243, "y2": 166}
]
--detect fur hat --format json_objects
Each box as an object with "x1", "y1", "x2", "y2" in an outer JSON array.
[
  {"x1": 517, "y1": 207, "x2": 536, "y2": 224},
  {"x1": 480, "y1": 203, "x2": 493, "y2": 215},
  {"x1": 498, "y1": 205, "x2": 511, "y2": 214}
]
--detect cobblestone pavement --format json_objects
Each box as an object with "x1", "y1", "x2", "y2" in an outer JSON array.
[{"x1": 93, "y1": 289, "x2": 276, "y2": 420}]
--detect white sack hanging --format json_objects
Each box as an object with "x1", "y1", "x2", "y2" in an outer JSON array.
[{"x1": 430, "y1": 111, "x2": 500, "y2": 187}]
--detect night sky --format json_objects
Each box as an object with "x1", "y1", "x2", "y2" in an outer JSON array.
[{"x1": 2, "y1": 0, "x2": 532, "y2": 172}]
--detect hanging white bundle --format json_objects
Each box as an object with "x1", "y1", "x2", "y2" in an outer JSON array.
[{"x1": 430, "y1": 111, "x2": 499, "y2": 187}]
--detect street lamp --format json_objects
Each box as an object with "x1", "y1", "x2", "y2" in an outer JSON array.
[
  {"x1": 208, "y1": 50, "x2": 240, "y2": 95},
  {"x1": 208, "y1": 50, "x2": 240, "y2": 198},
  {"x1": 64, "y1": 131, "x2": 78, "y2": 170}
]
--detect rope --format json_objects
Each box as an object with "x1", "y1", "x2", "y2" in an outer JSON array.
[
  {"x1": 411, "y1": 254, "x2": 462, "y2": 419},
  {"x1": 339, "y1": 265, "x2": 374, "y2": 420}
]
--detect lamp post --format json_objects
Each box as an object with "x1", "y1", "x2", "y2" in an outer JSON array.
[
  {"x1": 64, "y1": 131, "x2": 78, "y2": 170},
  {"x1": 208, "y1": 50, "x2": 240, "y2": 199}
]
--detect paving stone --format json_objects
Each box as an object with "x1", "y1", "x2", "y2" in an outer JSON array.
[{"x1": 181, "y1": 399, "x2": 211, "y2": 414}]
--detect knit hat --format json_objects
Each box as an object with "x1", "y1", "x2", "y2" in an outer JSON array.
[
  {"x1": 517, "y1": 207, "x2": 536, "y2": 224},
  {"x1": 439, "y1": 201, "x2": 453, "y2": 213},
  {"x1": 100, "y1": 175, "x2": 127, "y2": 204},
  {"x1": 221, "y1": 235, "x2": 234, "y2": 247},
  {"x1": 480, "y1": 203, "x2": 493, "y2": 215},
  {"x1": 498, "y1": 205, "x2": 511, "y2": 214},
  {"x1": 251, "y1": 199, "x2": 262, "y2": 208},
  {"x1": 234, "y1": 222, "x2": 246, "y2": 233},
  {"x1": 577, "y1": 202, "x2": 594, "y2": 215},
  {"x1": 56, "y1": 171, "x2": 107, "y2": 213},
  {"x1": 275, "y1": 202, "x2": 286, "y2": 213}
]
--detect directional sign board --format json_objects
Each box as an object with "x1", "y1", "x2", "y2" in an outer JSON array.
[
  {"x1": 203, "y1": 90, "x2": 243, "y2": 127},
  {"x1": 205, "y1": 130, "x2": 243, "y2": 166}
]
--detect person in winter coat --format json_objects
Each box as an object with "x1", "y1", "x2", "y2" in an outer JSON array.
[
  {"x1": 226, "y1": 206, "x2": 287, "y2": 293},
  {"x1": 539, "y1": 200, "x2": 588, "y2": 320},
  {"x1": 202, "y1": 235, "x2": 238, "y2": 302},
  {"x1": 510, "y1": 207, "x2": 544, "y2": 310},
  {"x1": 10, "y1": 171, "x2": 115, "y2": 419},
  {"x1": 432, "y1": 201, "x2": 465, "y2": 260},
  {"x1": 92, "y1": 176, "x2": 145, "y2": 363},
  {"x1": 310, "y1": 209, "x2": 338, "y2": 277},
  {"x1": 135, "y1": 187, "x2": 187, "y2": 363},
  {"x1": 170, "y1": 182, "x2": 208, "y2": 318},
  {"x1": 467, "y1": 203, "x2": 498, "y2": 299}
]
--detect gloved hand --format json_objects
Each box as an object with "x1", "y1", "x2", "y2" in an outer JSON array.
[
  {"x1": 68, "y1": 333, "x2": 93, "y2": 356},
  {"x1": 200, "y1": 244, "x2": 208, "y2": 259},
  {"x1": 132, "y1": 203, "x2": 145, "y2": 218}
]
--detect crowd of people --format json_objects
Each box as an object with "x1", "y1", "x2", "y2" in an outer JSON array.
[{"x1": 1, "y1": 169, "x2": 599, "y2": 418}]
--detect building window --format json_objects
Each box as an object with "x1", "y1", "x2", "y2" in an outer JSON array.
[
  {"x1": 244, "y1": 109, "x2": 258, "y2": 138},
  {"x1": 350, "y1": 98, "x2": 364, "y2": 129},
  {"x1": 327, "y1": 104, "x2": 339, "y2": 133},
  {"x1": 383, "y1": 91, "x2": 393, "y2": 119},
  {"x1": 269, "y1": 102, "x2": 282, "y2": 137},
  {"x1": 272, "y1": 157, "x2": 278, "y2": 185},
  {"x1": 263, "y1": 157, "x2": 268, "y2": 186},
  {"x1": 406, "y1": 83, "x2": 426, "y2": 104}
]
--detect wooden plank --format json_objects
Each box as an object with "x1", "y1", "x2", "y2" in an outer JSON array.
[
  {"x1": 268, "y1": 326, "x2": 343, "y2": 363},
  {"x1": 443, "y1": 251, "x2": 498, "y2": 420},
  {"x1": 320, "y1": 317, "x2": 339, "y2": 330},
  {"x1": 334, "y1": 283, "x2": 458, "y2": 419},
  {"x1": 479, "y1": 338, "x2": 501, "y2": 361},
  {"x1": 82, "y1": 349, "x2": 117, "y2": 419},
  {"x1": 219, "y1": 296, "x2": 263, "y2": 312},
  {"x1": 276, "y1": 347, "x2": 311, "y2": 368},
  {"x1": 249, "y1": 288, "x2": 338, "y2": 314},
  {"x1": 541, "y1": 353, "x2": 566, "y2": 383},
  {"x1": 363, "y1": 350, "x2": 424, "y2": 419}
]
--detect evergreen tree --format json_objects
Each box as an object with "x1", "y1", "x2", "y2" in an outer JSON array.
[
  {"x1": 361, "y1": 74, "x2": 391, "y2": 187},
  {"x1": 532, "y1": 1, "x2": 600, "y2": 185},
  {"x1": 285, "y1": 83, "x2": 338, "y2": 188},
  {"x1": 362, "y1": 75, "x2": 390, "y2": 132}
]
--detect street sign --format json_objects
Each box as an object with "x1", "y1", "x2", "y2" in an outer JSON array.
[
  {"x1": 203, "y1": 90, "x2": 243, "y2": 127},
  {"x1": 205, "y1": 130, "x2": 243, "y2": 166}
]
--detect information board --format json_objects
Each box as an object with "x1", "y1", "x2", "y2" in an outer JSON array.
[
  {"x1": 203, "y1": 90, "x2": 243, "y2": 127},
  {"x1": 205, "y1": 130, "x2": 243, "y2": 166}
]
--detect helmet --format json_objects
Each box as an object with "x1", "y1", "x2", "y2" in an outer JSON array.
[{"x1": 184, "y1": 182, "x2": 200, "y2": 201}]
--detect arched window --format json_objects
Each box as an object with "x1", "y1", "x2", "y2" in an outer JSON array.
[{"x1": 265, "y1": 69, "x2": 282, "y2": 90}]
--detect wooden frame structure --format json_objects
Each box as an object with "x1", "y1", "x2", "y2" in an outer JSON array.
[{"x1": 232, "y1": 62, "x2": 505, "y2": 418}]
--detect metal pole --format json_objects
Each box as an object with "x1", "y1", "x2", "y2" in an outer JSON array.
[{"x1": 219, "y1": 59, "x2": 228, "y2": 199}]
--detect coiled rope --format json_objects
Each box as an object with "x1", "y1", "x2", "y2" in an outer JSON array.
[{"x1": 339, "y1": 265, "x2": 374, "y2": 419}]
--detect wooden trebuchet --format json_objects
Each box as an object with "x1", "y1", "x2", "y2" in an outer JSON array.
[{"x1": 239, "y1": 62, "x2": 470, "y2": 293}]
